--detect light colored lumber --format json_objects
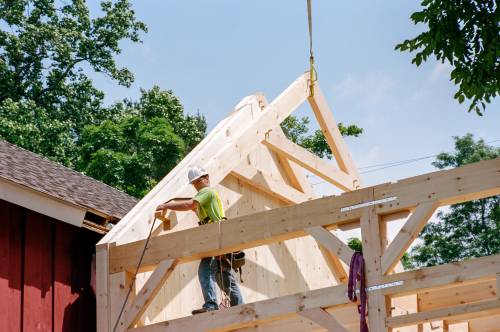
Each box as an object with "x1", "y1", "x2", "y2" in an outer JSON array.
[
  {"x1": 109, "y1": 159, "x2": 500, "y2": 273},
  {"x1": 110, "y1": 271, "x2": 134, "y2": 332},
  {"x1": 380, "y1": 253, "x2": 500, "y2": 296},
  {"x1": 103, "y1": 74, "x2": 309, "y2": 245},
  {"x1": 298, "y1": 308, "x2": 350, "y2": 332},
  {"x1": 381, "y1": 201, "x2": 439, "y2": 274},
  {"x1": 231, "y1": 162, "x2": 310, "y2": 204},
  {"x1": 307, "y1": 85, "x2": 361, "y2": 184},
  {"x1": 118, "y1": 259, "x2": 177, "y2": 330},
  {"x1": 318, "y1": 244, "x2": 349, "y2": 284},
  {"x1": 96, "y1": 244, "x2": 111, "y2": 332},
  {"x1": 497, "y1": 273, "x2": 500, "y2": 300},
  {"x1": 306, "y1": 226, "x2": 354, "y2": 266},
  {"x1": 417, "y1": 280, "x2": 497, "y2": 312},
  {"x1": 360, "y1": 205, "x2": 388, "y2": 332},
  {"x1": 386, "y1": 299, "x2": 500, "y2": 328},
  {"x1": 264, "y1": 130, "x2": 356, "y2": 191},
  {"x1": 128, "y1": 284, "x2": 353, "y2": 332}
]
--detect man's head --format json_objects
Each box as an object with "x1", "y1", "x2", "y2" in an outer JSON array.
[{"x1": 188, "y1": 166, "x2": 210, "y2": 191}]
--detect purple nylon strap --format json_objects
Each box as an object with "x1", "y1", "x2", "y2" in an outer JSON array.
[{"x1": 348, "y1": 252, "x2": 369, "y2": 332}]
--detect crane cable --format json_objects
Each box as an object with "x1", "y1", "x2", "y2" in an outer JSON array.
[{"x1": 307, "y1": 0, "x2": 317, "y2": 97}]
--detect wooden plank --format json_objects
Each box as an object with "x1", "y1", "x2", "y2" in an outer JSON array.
[
  {"x1": 109, "y1": 187, "x2": 370, "y2": 273},
  {"x1": 381, "y1": 201, "x2": 439, "y2": 275},
  {"x1": 298, "y1": 308, "x2": 350, "y2": 332},
  {"x1": 119, "y1": 259, "x2": 177, "y2": 330},
  {"x1": 306, "y1": 226, "x2": 354, "y2": 266},
  {"x1": 110, "y1": 271, "x2": 134, "y2": 332},
  {"x1": 109, "y1": 159, "x2": 500, "y2": 273},
  {"x1": 497, "y1": 273, "x2": 500, "y2": 300},
  {"x1": 264, "y1": 130, "x2": 356, "y2": 191},
  {"x1": 231, "y1": 162, "x2": 310, "y2": 204},
  {"x1": 128, "y1": 284, "x2": 353, "y2": 332},
  {"x1": 307, "y1": 84, "x2": 361, "y2": 184},
  {"x1": 372, "y1": 157, "x2": 500, "y2": 214},
  {"x1": 417, "y1": 280, "x2": 497, "y2": 311},
  {"x1": 318, "y1": 244, "x2": 349, "y2": 284},
  {"x1": 360, "y1": 204, "x2": 387, "y2": 332},
  {"x1": 104, "y1": 73, "x2": 310, "y2": 245},
  {"x1": 380, "y1": 253, "x2": 500, "y2": 296},
  {"x1": 386, "y1": 299, "x2": 500, "y2": 328},
  {"x1": 97, "y1": 244, "x2": 111, "y2": 332},
  {"x1": 23, "y1": 211, "x2": 53, "y2": 332},
  {"x1": 0, "y1": 201, "x2": 23, "y2": 332}
]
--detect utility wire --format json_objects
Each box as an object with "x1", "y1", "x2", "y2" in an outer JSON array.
[{"x1": 308, "y1": 140, "x2": 500, "y2": 186}]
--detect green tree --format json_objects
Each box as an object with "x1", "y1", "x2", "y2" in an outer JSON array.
[
  {"x1": 396, "y1": 0, "x2": 499, "y2": 115},
  {"x1": 120, "y1": 86, "x2": 206, "y2": 152},
  {"x1": 77, "y1": 87, "x2": 207, "y2": 197},
  {"x1": 78, "y1": 116, "x2": 185, "y2": 198},
  {"x1": 281, "y1": 115, "x2": 363, "y2": 159},
  {"x1": 407, "y1": 134, "x2": 500, "y2": 268},
  {"x1": 0, "y1": 0, "x2": 147, "y2": 166}
]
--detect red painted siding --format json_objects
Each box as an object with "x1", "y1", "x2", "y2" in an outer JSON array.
[{"x1": 0, "y1": 199, "x2": 100, "y2": 332}]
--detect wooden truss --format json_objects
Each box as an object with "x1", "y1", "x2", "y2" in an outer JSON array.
[{"x1": 97, "y1": 73, "x2": 500, "y2": 332}]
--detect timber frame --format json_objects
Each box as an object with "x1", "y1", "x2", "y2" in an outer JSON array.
[{"x1": 97, "y1": 73, "x2": 500, "y2": 332}]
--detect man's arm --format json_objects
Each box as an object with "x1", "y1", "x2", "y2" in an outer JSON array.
[{"x1": 157, "y1": 198, "x2": 198, "y2": 212}]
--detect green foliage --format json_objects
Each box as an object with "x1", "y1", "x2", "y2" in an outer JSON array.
[
  {"x1": 77, "y1": 87, "x2": 207, "y2": 197},
  {"x1": 78, "y1": 116, "x2": 185, "y2": 198},
  {"x1": 280, "y1": 115, "x2": 363, "y2": 159},
  {"x1": 407, "y1": 134, "x2": 500, "y2": 268},
  {"x1": 395, "y1": 0, "x2": 499, "y2": 115},
  {"x1": 0, "y1": 0, "x2": 147, "y2": 165},
  {"x1": 347, "y1": 237, "x2": 363, "y2": 252},
  {"x1": 120, "y1": 86, "x2": 207, "y2": 152}
]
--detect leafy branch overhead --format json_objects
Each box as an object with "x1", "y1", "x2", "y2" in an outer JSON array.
[
  {"x1": 396, "y1": 0, "x2": 499, "y2": 115},
  {"x1": 281, "y1": 115, "x2": 362, "y2": 159}
]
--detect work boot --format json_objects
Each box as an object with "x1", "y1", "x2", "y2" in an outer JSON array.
[{"x1": 191, "y1": 307, "x2": 215, "y2": 315}]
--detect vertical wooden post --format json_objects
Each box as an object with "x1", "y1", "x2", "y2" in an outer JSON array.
[
  {"x1": 360, "y1": 193, "x2": 389, "y2": 332},
  {"x1": 110, "y1": 270, "x2": 135, "y2": 332},
  {"x1": 96, "y1": 244, "x2": 110, "y2": 332}
]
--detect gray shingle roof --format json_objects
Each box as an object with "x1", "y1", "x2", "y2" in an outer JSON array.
[{"x1": 0, "y1": 140, "x2": 138, "y2": 219}]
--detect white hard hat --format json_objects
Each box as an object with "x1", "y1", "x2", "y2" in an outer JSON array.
[{"x1": 188, "y1": 166, "x2": 208, "y2": 183}]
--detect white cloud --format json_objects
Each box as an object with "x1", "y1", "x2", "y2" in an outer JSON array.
[{"x1": 429, "y1": 62, "x2": 453, "y2": 81}]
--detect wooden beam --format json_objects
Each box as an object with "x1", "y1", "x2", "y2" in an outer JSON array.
[
  {"x1": 379, "y1": 253, "x2": 500, "y2": 296},
  {"x1": 298, "y1": 308, "x2": 350, "y2": 332},
  {"x1": 109, "y1": 158, "x2": 500, "y2": 273},
  {"x1": 497, "y1": 273, "x2": 500, "y2": 300},
  {"x1": 386, "y1": 299, "x2": 500, "y2": 328},
  {"x1": 110, "y1": 271, "x2": 134, "y2": 332},
  {"x1": 318, "y1": 244, "x2": 349, "y2": 284},
  {"x1": 307, "y1": 84, "x2": 361, "y2": 185},
  {"x1": 128, "y1": 284, "x2": 353, "y2": 332},
  {"x1": 118, "y1": 259, "x2": 177, "y2": 330},
  {"x1": 96, "y1": 244, "x2": 110, "y2": 332},
  {"x1": 231, "y1": 162, "x2": 310, "y2": 204},
  {"x1": 306, "y1": 226, "x2": 354, "y2": 266},
  {"x1": 264, "y1": 130, "x2": 356, "y2": 191},
  {"x1": 381, "y1": 201, "x2": 439, "y2": 275},
  {"x1": 360, "y1": 205, "x2": 388, "y2": 332}
]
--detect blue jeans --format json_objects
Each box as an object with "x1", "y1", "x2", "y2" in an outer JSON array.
[{"x1": 198, "y1": 257, "x2": 244, "y2": 310}]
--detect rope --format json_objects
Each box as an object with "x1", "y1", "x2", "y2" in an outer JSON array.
[
  {"x1": 112, "y1": 216, "x2": 158, "y2": 332},
  {"x1": 306, "y1": 0, "x2": 317, "y2": 97}
]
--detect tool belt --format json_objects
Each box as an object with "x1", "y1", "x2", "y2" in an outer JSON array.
[{"x1": 216, "y1": 251, "x2": 246, "y2": 282}]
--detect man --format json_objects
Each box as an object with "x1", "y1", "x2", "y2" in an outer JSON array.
[{"x1": 156, "y1": 166, "x2": 244, "y2": 314}]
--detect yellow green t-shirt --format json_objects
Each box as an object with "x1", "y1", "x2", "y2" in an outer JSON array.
[{"x1": 193, "y1": 187, "x2": 225, "y2": 224}]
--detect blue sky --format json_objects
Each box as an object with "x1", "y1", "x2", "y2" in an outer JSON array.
[{"x1": 89, "y1": 0, "x2": 499, "y2": 192}]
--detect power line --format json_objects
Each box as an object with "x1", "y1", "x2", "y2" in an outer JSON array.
[{"x1": 308, "y1": 140, "x2": 500, "y2": 186}]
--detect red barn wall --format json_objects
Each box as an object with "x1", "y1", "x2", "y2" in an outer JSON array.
[{"x1": 0, "y1": 199, "x2": 101, "y2": 332}]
